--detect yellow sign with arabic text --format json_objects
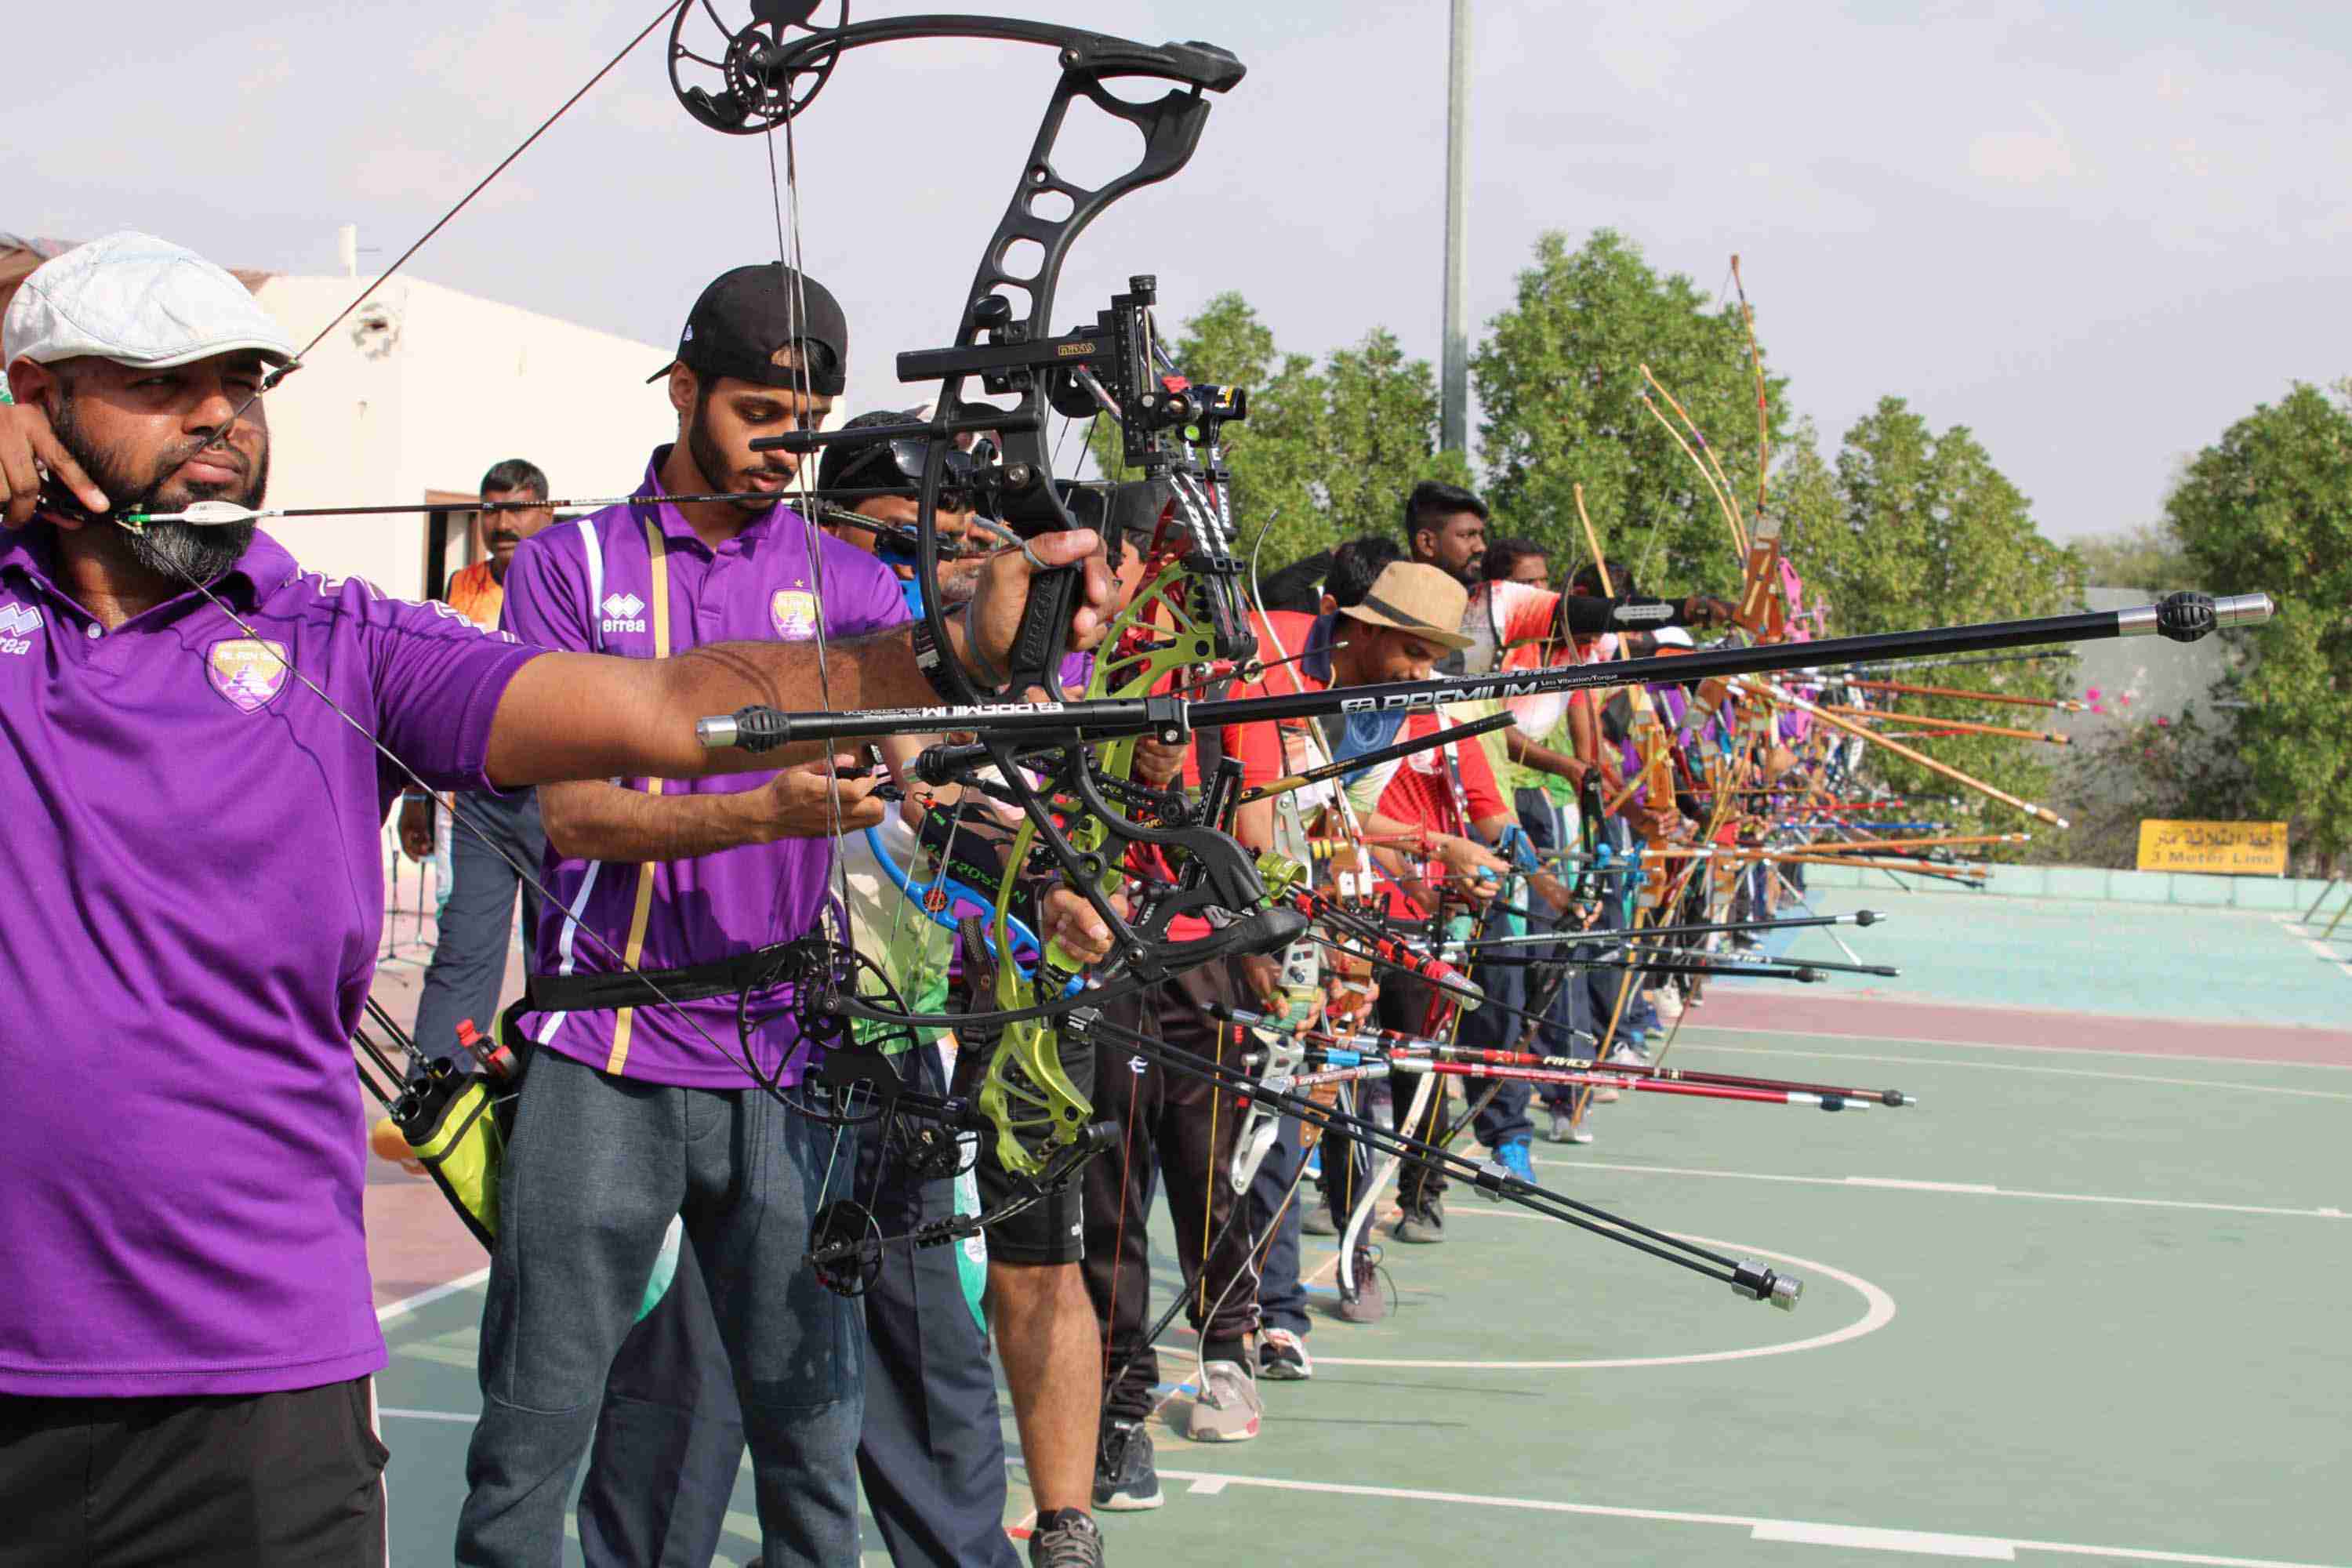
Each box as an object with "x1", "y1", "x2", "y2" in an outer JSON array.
[{"x1": 2135, "y1": 820, "x2": 2288, "y2": 876}]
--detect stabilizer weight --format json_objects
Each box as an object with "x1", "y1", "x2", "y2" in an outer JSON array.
[{"x1": 1731, "y1": 1259, "x2": 1803, "y2": 1312}]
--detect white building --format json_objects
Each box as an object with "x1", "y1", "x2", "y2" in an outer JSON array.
[
  {"x1": 238, "y1": 270, "x2": 684, "y2": 601},
  {"x1": 5, "y1": 235, "x2": 841, "y2": 602}
]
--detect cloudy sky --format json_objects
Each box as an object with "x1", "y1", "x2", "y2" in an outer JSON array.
[{"x1": 16, "y1": 0, "x2": 2347, "y2": 539}]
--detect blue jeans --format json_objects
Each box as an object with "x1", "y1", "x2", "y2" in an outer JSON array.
[
  {"x1": 457, "y1": 1050, "x2": 863, "y2": 1566},
  {"x1": 1247, "y1": 1112, "x2": 1312, "y2": 1338},
  {"x1": 575, "y1": 1044, "x2": 1017, "y2": 1568},
  {"x1": 1462, "y1": 788, "x2": 1598, "y2": 1130},
  {"x1": 412, "y1": 788, "x2": 543, "y2": 1063}
]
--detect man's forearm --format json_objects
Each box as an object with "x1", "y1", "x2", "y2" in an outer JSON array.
[
  {"x1": 1505, "y1": 729, "x2": 1587, "y2": 783},
  {"x1": 489, "y1": 625, "x2": 947, "y2": 789},
  {"x1": 539, "y1": 779, "x2": 777, "y2": 862}
]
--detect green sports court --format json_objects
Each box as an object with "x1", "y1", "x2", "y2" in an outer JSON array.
[{"x1": 365, "y1": 882, "x2": 2352, "y2": 1566}]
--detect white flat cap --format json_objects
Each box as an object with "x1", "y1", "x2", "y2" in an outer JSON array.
[{"x1": 3, "y1": 230, "x2": 293, "y2": 373}]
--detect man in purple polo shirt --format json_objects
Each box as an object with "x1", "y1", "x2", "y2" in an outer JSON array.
[
  {"x1": 0, "y1": 232, "x2": 1116, "y2": 1567},
  {"x1": 459, "y1": 262, "x2": 919, "y2": 1566}
]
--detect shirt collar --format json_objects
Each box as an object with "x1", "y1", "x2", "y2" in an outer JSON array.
[
  {"x1": 0, "y1": 521, "x2": 291, "y2": 616},
  {"x1": 635, "y1": 445, "x2": 797, "y2": 553}
]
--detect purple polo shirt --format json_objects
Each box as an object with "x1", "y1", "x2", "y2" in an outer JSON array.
[
  {"x1": 501, "y1": 451, "x2": 907, "y2": 1089},
  {"x1": 0, "y1": 527, "x2": 541, "y2": 1397}
]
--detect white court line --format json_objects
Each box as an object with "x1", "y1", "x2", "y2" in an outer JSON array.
[
  {"x1": 1315, "y1": 1236, "x2": 1893, "y2": 1370},
  {"x1": 1680, "y1": 1036, "x2": 2352, "y2": 1101},
  {"x1": 374, "y1": 1267, "x2": 490, "y2": 1326},
  {"x1": 1149, "y1": 1469, "x2": 2347, "y2": 1568},
  {"x1": 1526, "y1": 1156, "x2": 2347, "y2": 1221},
  {"x1": 376, "y1": 1411, "x2": 2341, "y2": 1566},
  {"x1": 1754, "y1": 1519, "x2": 2014, "y2": 1559},
  {"x1": 1675, "y1": 1020, "x2": 2352, "y2": 1075}
]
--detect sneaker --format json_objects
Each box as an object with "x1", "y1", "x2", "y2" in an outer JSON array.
[
  {"x1": 1494, "y1": 1137, "x2": 1534, "y2": 1185},
  {"x1": 1092, "y1": 1418, "x2": 1163, "y2": 1512},
  {"x1": 1029, "y1": 1509, "x2": 1106, "y2": 1567},
  {"x1": 1607, "y1": 1036, "x2": 1650, "y2": 1068},
  {"x1": 1259, "y1": 1327, "x2": 1313, "y2": 1381},
  {"x1": 1393, "y1": 1203, "x2": 1445, "y2": 1244},
  {"x1": 1301, "y1": 1203, "x2": 1339, "y2": 1237},
  {"x1": 1546, "y1": 1104, "x2": 1580, "y2": 1143},
  {"x1": 1184, "y1": 1359, "x2": 1264, "y2": 1442},
  {"x1": 1653, "y1": 988, "x2": 1684, "y2": 1022},
  {"x1": 1564, "y1": 1116, "x2": 1595, "y2": 1146},
  {"x1": 1335, "y1": 1248, "x2": 1386, "y2": 1323}
]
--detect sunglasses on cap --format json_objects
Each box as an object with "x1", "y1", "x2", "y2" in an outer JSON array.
[{"x1": 830, "y1": 437, "x2": 979, "y2": 514}]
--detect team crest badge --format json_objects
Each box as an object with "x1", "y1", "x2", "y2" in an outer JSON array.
[
  {"x1": 770, "y1": 590, "x2": 818, "y2": 640},
  {"x1": 207, "y1": 638, "x2": 290, "y2": 713}
]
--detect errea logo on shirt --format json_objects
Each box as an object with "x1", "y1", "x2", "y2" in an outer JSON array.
[
  {"x1": 0, "y1": 599, "x2": 40, "y2": 655},
  {"x1": 601, "y1": 592, "x2": 647, "y2": 635}
]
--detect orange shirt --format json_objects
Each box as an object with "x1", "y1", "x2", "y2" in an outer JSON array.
[{"x1": 445, "y1": 561, "x2": 503, "y2": 631}]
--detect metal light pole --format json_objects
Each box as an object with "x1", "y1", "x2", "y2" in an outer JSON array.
[{"x1": 1439, "y1": 0, "x2": 1472, "y2": 455}]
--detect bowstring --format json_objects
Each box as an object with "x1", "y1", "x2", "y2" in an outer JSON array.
[
  {"x1": 161, "y1": 2, "x2": 677, "y2": 495},
  {"x1": 767, "y1": 85, "x2": 872, "y2": 1218}
]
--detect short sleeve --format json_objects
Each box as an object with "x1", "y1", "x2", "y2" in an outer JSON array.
[
  {"x1": 362, "y1": 591, "x2": 543, "y2": 794},
  {"x1": 815, "y1": 533, "x2": 911, "y2": 638},
  {"x1": 1500, "y1": 583, "x2": 1563, "y2": 646},
  {"x1": 499, "y1": 527, "x2": 598, "y2": 653}
]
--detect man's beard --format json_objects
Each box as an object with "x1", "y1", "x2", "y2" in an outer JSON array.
[
  {"x1": 685, "y1": 390, "x2": 789, "y2": 513},
  {"x1": 51, "y1": 387, "x2": 267, "y2": 585},
  {"x1": 1453, "y1": 554, "x2": 1484, "y2": 587}
]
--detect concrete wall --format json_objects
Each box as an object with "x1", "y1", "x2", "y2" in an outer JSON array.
[
  {"x1": 250, "y1": 274, "x2": 684, "y2": 600},
  {"x1": 1802, "y1": 857, "x2": 2339, "y2": 913}
]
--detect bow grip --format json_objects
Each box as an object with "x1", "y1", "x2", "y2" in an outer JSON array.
[{"x1": 1000, "y1": 561, "x2": 1080, "y2": 696}]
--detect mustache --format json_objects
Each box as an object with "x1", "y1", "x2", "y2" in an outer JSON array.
[{"x1": 162, "y1": 439, "x2": 249, "y2": 476}]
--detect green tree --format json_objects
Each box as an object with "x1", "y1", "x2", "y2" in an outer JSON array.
[
  {"x1": 1472, "y1": 230, "x2": 1791, "y2": 592},
  {"x1": 2072, "y1": 520, "x2": 2195, "y2": 590},
  {"x1": 1802, "y1": 397, "x2": 2083, "y2": 831},
  {"x1": 2165, "y1": 379, "x2": 2352, "y2": 869},
  {"x1": 1087, "y1": 293, "x2": 1465, "y2": 570}
]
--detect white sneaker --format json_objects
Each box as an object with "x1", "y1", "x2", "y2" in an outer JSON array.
[
  {"x1": 1184, "y1": 1359, "x2": 1264, "y2": 1442},
  {"x1": 1654, "y1": 989, "x2": 1684, "y2": 1022},
  {"x1": 1258, "y1": 1327, "x2": 1313, "y2": 1381}
]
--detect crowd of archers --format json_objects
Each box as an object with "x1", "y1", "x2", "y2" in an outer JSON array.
[{"x1": 2, "y1": 13, "x2": 2262, "y2": 1559}]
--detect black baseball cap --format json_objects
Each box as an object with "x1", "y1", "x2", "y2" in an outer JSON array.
[{"x1": 646, "y1": 262, "x2": 848, "y2": 396}]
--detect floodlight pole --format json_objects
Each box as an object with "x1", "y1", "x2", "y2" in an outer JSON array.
[{"x1": 1440, "y1": 0, "x2": 1472, "y2": 455}]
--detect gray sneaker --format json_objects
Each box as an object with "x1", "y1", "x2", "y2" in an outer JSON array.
[
  {"x1": 1393, "y1": 1205, "x2": 1445, "y2": 1244},
  {"x1": 1335, "y1": 1248, "x2": 1386, "y2": 1323},
  {"x1": 1029, "y1": 1509, "x2": 1105, "y2": 1567},
  {"x1": 1183, "y1": 1359, "x2": 1264, "y2": 1442},
  {"x1": 1301, "y1": 1203, "x2": 1339, "y2": 1236}
]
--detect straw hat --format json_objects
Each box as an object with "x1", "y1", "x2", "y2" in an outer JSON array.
[{"x1": 1338, "y1": 562, "x2": 1473, "y2": 651}]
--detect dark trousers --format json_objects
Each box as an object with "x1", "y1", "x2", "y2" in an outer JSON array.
[
  {"x1": 575, "y1": 1044, "x2": 1018, "y2": 1568},
  {"x1": 576, "y1": 1247, "x2": 744, "y2": 1568},
  {"x1": 457, "y1": 1050, "x2": 862, "y2": 1567},
  {"x1": 1319, "y1": 974, "x2": 1450, "y2": 1224},
  {"x1": 0, "y1": 1377, "x2": 387, "y2": 1568},
  {"x1": 1087, "y1": 962, "x2": 1258, "y2": 1424},
  {"x1": 412, "y1": 789, "x2": 543, "y2": 1062}
]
